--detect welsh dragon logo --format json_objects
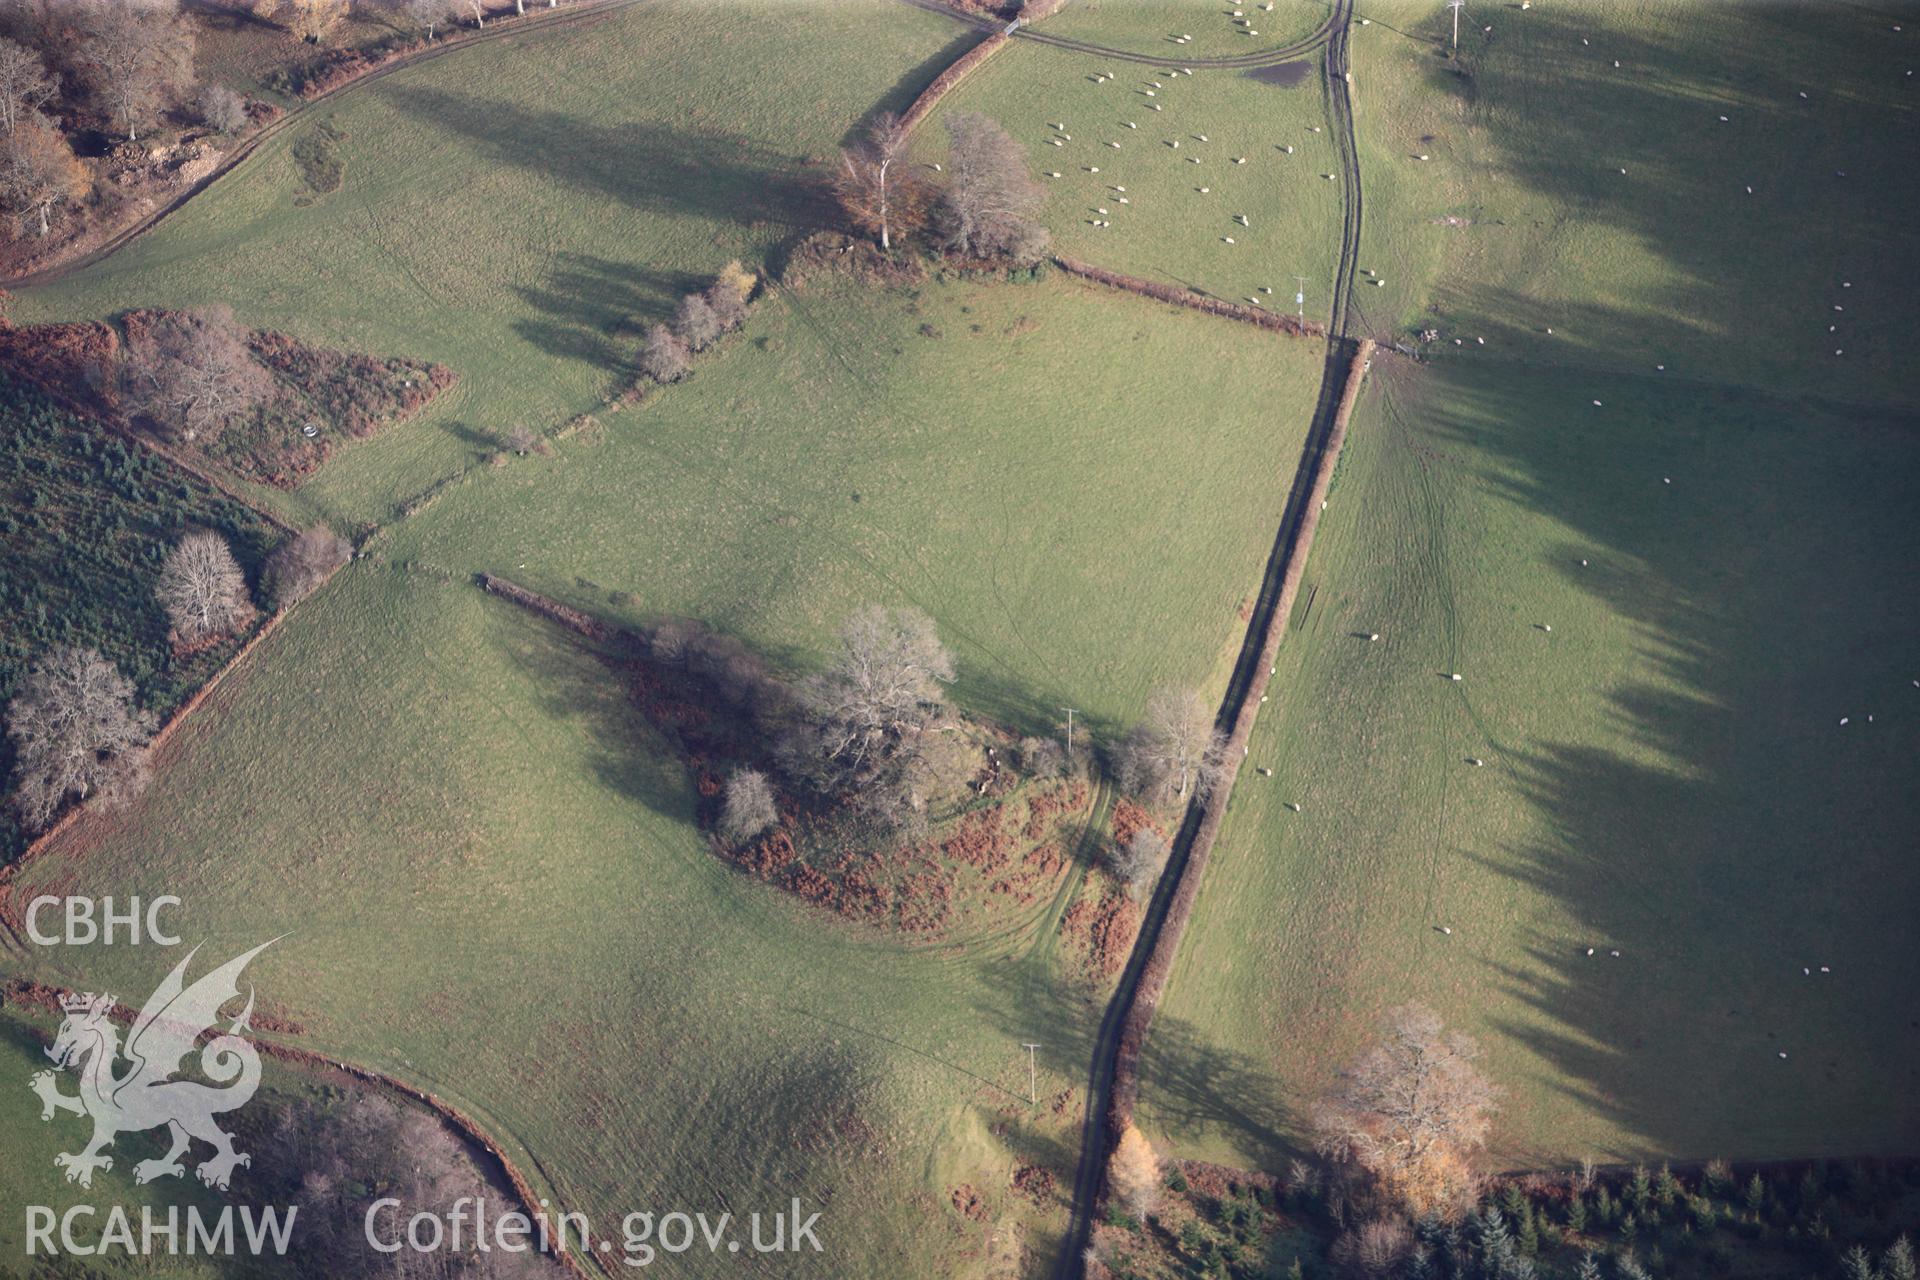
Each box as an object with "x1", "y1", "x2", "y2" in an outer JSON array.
[{"x1": 28, "y1": 941, "x2": 274, "y2": 1192}]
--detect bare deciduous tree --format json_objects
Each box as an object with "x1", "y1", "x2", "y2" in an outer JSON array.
[
  {"x1": 1330, "y1": 1217, "x2": 1415, "y2": 1280},
  {"x1": 119, "y1": 305, "x2": 273, "y2": 441},
  {"x1": 832, "y1": 111, "x2": 925, "y2": 251},
  {"x1": 0, "y1": 119, "x2": 88, "y2": 238},
  {"x1": 1017, "y1": 734, "x2": 1064, "y2": 779},
  {"x1": 780, "y1": 605, "x2": 956, "y2": 830},
  {"x1": 278, "y1": 0, "x2": 346, "y2": 43},
  {"x1": 6, "y1": 647, "x2": 155, "y2": 831},
  {"x1": 402, "y1": 0, "x2": 461, "y2": 40},
  {"x1": 1109, "y1": 827, "x2": 1168, "y2": 899},
  {"x1": 1107, "y1": 1124, "x2": 1161, "y2": 1221},
  {"x1": 937, "y1": 110, "x2": 1049, "y2": 263},
  {"x1": 1114, "y1": 686, "x2": 1228, "y2": 804},
  {"x1": 78, "y1": 0, "x2": 195, "y2": 143},
  {"x1": 637, "y1": 323, "x2": 689, "y2": 383},
  {"x1": 196, "y1": 83, "x2": 247, "y2": 133},
  {"x1": 0, "y1": 37, "x2": 57, "y2": 137},
  {"x1": 698, "y1": 276, "x2": 741, "y2": 335},
  {"x1": 1312, "y1": 1002, "x2": 1499, "y2": 1220},
  {"x1": 263, "y1": 523, "x2": 351, "y2": 607},
  {"x1": 719, "y1": 767, "x2": 777, "y2": 842},
  {"x1": 670, "y1": 292, "x2": 721, "y2": 352},
  {"x1": 156, "y1": 529, "x2": 255, "y2": 646}
]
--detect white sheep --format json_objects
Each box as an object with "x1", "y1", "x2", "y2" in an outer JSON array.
[
  {"x1": 1449, "y1": 673, "x2": 1462, "y2": 682},
  {"x1": 1368, "y1": 633, "x2": 1380, "y2": 641},
  {"x1": 1285, "y1": 802, "x2": 1302, "y2": 812}
]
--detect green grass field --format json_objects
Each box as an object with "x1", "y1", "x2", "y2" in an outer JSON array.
[
  {"x1": 925, "y1": 38, "x2": 1344, "y2": 322},
  {"x1": 1135, "y1": 0, "x2": 1920, "y2": 1173},
  {"x1": 9, "y1": 0, "x2": 971, "y2": 532},
  {"x1": 1031, "y1": 0, "x2": 1326, "y2": 61},
  {"x1": 3, "y1": 264, "x2": 1329, "y2": 1276}
]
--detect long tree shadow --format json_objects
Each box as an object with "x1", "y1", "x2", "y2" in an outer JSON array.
[
  {"x1": 381, "y1": 83, "x2": 833, "y2": 234},
  {"x1": 1403, "y1": 2, "x2": 1920, "y2": 401},
  {"x1": 1404, "y1": 354, "x2": 1920, "y2": 1161}
]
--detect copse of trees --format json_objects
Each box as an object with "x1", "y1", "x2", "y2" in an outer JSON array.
[
  {"x1": 776, "y1": 605, "x2": 966, "y2": 834},
  {"x1": 827, "y1": 109, "x2": 1048, "y2": 265},
  {"x1": 6, "y1": 646, "x2": 155, "y2": 832},
  {"x1": 640, "y1": 261, "x2": 757, "y2": 384},
  {"x1": 117, "y1": 305, "x2": 273, "y2": 441},
  {"x1": 934, "y1": 110, "x2": 1048, "y2": 263}
]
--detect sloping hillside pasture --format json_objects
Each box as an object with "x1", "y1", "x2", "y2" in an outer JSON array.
[
  {"x1": 1137, "y1": 361, "x2": 1920, "y2": 1171},
  {"x1": 3, "y1": 274, "x2": 1329, "y2": 1276},
  {"x1": 923, "y1": 39, "x2": 1344, "y2": 324},
  {"x1": 1343, "y1": 0, "x2": 1920, "y2": 404},
  {"x1": 8, "y1": 0, "x2": 971, "y2": 531}
]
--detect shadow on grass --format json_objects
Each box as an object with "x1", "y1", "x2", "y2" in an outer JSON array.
[
  {"x1": 1406, "y1": 358, "x2": 1920, "y2": 1162},
  {"x1": 1404, "y1": 3, "x2": 1920, "y2": 393}
]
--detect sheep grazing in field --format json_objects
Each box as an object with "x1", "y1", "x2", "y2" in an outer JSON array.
[
  {"x1": 1610, "y1": 950, "x2": 1621, "y2": 957},
  {"x1": 1585, "y1": 947, "x2": 1595, "y2": 956},
  {"x1": 1840, "y1": 717, "x2": 1850, "y2": 725},
  {"x1": 1109, "y1": 141, "x2": 1122, "y2": 148},
  {"x1": 1048, "y1": 122, "x2": 1064, "y2": 130},
  {"x1": 1719, "y1": 114, "x2": 1730, "y2": 122},
  {"x1": 1449, "y1": 673, "x2": 1462, "y2": 682},
  {"x1": 1593, "y1": 399, "x2": 1604, "y2": 406},
  {"x1": 1096, "y1": 207, "x2": 1108, "y2": 215},
  {"x1": 1050, "y1": 139, "x2": 1064, "y2": 146},
  {"x1": 1189, "y1": 156, "x2": 1202, "y2": 164},
  {"x1": 1580, "y1": 558, "x2": 1588, "y2": 566},
  {"x1": 1310, "y1": 126, "x2": 1323, "y2": 133},
  {"x1": 1820, "y1": 966, "x2": 1831, "y2": 973},
  {"x1": 1541, "y1": 624, "x2": 1552, "y2": 632},
  {"x1": 1088, "y1": 166, "x2": 1101, "y2": 172},
  {"x1": 1417, "y1": 153, "x2": 1430, "y2": 161},
  {"x1": 1259, "y1": 285, "x2": 1272, "y2": 294},
  {"x1": 1113, "y1": 185, "x2": 1126, "y2": 192},
  {"x1": 1258, "y1": 766, "x2": 1273, "y2": 777},
  {"x1": 1285, "y1": 802, "x2": 1302, "y2": 812},
  {"x1": 1045, "y1": 172, "x2": 1062, "y2": 178},
  {"x1": 1148, "y1": 103, "x2": 1162, "y2": 111},
  {"x1": 1234, "y1": 156, "x2": 1248, "y2": 164},
  {"x1": 1436, "y1": 926, "x2": 1453, "y2": 935},
  {"x1": 1124, "y1": 121, "x2": 1138, "y2": 129},
  {"x1": 1468, "y1": 758, "x2": 1484, "y2": 767},
  {"x1": 1778, "y1": 1051, "x2": 1789, "y2": 1059},
  {"x1": 1169, "y1": 138, "x2": 1180, "y2": 147},
  {"x1": 1197, "y1": 134, "x2": 1209, "y2": 142},
  {"x1": 1224, "y1": 236, "x2": 1237, "y2": 244},
  {"x1": 1118, "y1": 197, "x2": 1129, "y2": 204},
  {"x1": 1198, "y1": 186, "x2": 1210, "y2": 193}
]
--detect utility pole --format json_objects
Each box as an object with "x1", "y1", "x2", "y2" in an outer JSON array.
[
  {"x1": 1293, "y1": 276, "x2": 1309, "y2": 320},
  {"x1": 1021, "y1": 1043, "x2": 1041, "y2": 1104},
  {"x1": 1060, "y1": 708, "x2": 1078, "y2": 761},
  {"x1": 1448, "y1": 0, "x2": 1464, "y2": 49}
]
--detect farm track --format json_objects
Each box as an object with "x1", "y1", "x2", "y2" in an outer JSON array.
[
  {"x1": 0, "y1": 0, "x2": 646, "y2": 293},
  {"x1": 1047, "y1": 0, "x2": 1363, "y2": 1272}
]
